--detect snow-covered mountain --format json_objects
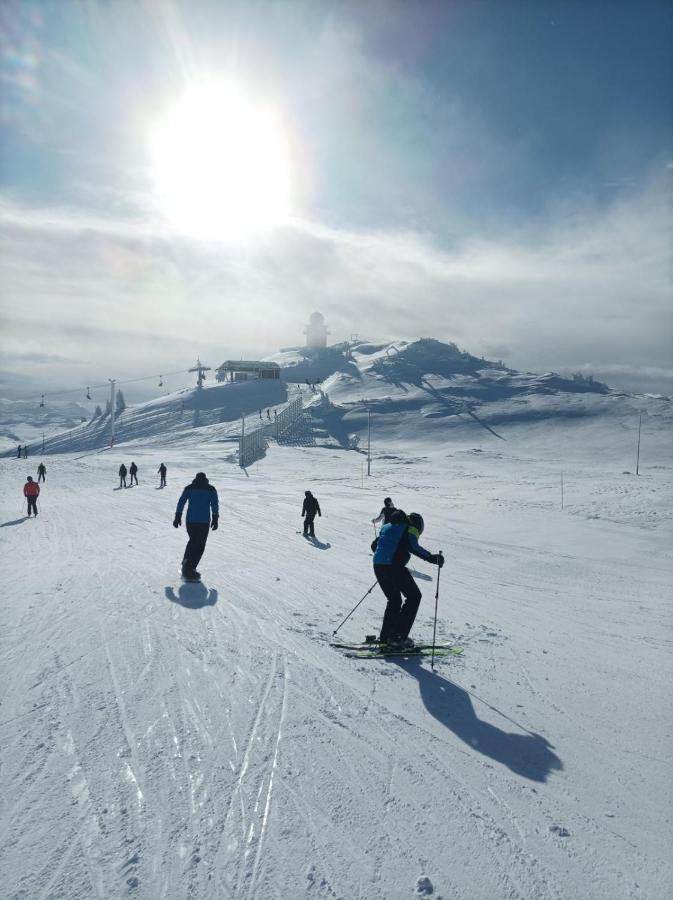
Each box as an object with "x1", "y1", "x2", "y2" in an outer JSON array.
[
  {"x1": 0, "y1": 398, "x2": 92, "y2": 454},
  {"x1": 4, "y1": 339, "x2": 671, "y2": 462}
]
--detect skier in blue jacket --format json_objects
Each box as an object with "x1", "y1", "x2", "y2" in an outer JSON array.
[
  {"x1": 173, "y1": 472, "x2": 219, "y2": 579},
  {"x1": 371, "y1": 510, "x2": 444, "y2": 647}
]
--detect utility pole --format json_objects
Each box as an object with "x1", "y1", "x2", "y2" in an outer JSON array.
[
  {"x1": 189, "y1": 358, "x2": 211, "y2": 389},
  {"x1": 636, "y1": 412, "x2": 642, "y2": 476},
  {"x1": 109, "y1": 379, "x2": 116, "y2": 447},
  {"x1": 42, "y1": 431, "x2": 45, "y2": 454},
  {"x1": 561, "y1": 471, "x2": 564, "y2": 510},
  {"x1": 367, "y1": 406, "x2": 371, "y2": 476}
]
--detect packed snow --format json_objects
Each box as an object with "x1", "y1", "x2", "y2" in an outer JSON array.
[{"x1": 1, "y1": 344, "x2": 672, "y2": 899}]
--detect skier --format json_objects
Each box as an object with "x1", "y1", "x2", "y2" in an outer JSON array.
[
  {"x1": 370, "y1": 510, "x2": 444, "y2": 648},
  {"x1": 302, "y1": 490, "x2": 321, "y2": 537},
  {"x1": 158, "y1": 463, "x2": 167, "y2": 488},
  {"x1": 266, "y1": 408, "x2": 271, "y2": 421},
  {"x1": 372, "y1": 497, "x2": 396, "y2": 527},
  {"x1": 173, "y1": 472, "x2": 219, "y2": 579},
  {"x1": 23, "y1": 476, "x2": 40, "y2": 517},
  {"x1": 129, "y1": 462, "x2": 138, "y2": 486},
  {"x1": 37, "y1": 462, "x2": 46, "y2": 483},
  {"x1": 119, "y1": 463, "x2": 127, "y2": 488},
  {"x1": 17, "y1": 445, "x2": 22, "y2": 459},
  {"x1": 23, "y1": 446, "x2": 28, "y2": 459}
]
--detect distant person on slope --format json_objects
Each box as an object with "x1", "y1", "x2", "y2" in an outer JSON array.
[
  {"x1": 370, "y1": 511, "x2": 444, "y2": 648},
  {"x1": 158, "y1": 463, "x2": 167, "y2": 488},
  {"x1": 23, "y1": 476, "x2": 40, "y2": 517},
  {"x1": 129, "y1": 462, "x2": 138, "y2": 486},
  {"x1": 17, "y1": 445, "x2": 22, "y2": 459},
  {"x1": 119, "y1": 463, "x2": 127, "y2": 488},
  {"x1": 23, "y1": 446, "x2": 28, "y2": 459},
  {"x1": 302, "y1": 490, "x2": 321, "y2": 537},
  {"x1": 372, "y1": 497, "x2": 396, "y2": 527},
  {"x1": 173, "y1": 472, "x2": 219, "y2": 579},
  {"x1": 37, "y1": 462, "x2": 46, "y2": 483}
]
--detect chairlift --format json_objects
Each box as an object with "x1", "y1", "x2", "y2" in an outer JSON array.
[
  {"x1": 86, "y1": 387, "x2": 92, "y2": 400},
  {"x1": 40, "y1": 394, "x2": 45, "y2": 408}
]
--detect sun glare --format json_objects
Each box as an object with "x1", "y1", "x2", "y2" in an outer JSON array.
[{"x1": 150, "y1": 81, "x2": 291, "y2": 240}]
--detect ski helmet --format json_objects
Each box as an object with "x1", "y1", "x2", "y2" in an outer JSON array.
[
  {"x1": 408, "y1": 512, "x2": 424, "y2": 534},
  {"x1": 384, "y1": 497, "x2": 393, "y2": 506}
]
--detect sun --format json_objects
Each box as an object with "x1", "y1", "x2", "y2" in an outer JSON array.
[{"x1": 150, "y1": 81, "x2": 291, "y2": 240}]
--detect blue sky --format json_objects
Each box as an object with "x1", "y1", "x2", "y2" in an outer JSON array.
[{"x1": 1, "y1": 0, "x2": 671, "y2": 399}]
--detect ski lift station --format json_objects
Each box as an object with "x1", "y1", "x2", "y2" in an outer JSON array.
[{"x1": 216, "y1": 360, "x2": 281, "y2": 383}]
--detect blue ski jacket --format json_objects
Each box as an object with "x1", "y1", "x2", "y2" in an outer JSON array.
[
  {"x1": 373, "y1": 521, "x2": 432, "y2": 568},
  {"x1": 176, "y1": 476, "x2": 219, "y2": 523}
]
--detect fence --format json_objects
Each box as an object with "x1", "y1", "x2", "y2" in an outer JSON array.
[
  {"x1": 275, "y1": 395, "x2": 303, "y2": 439},
  {"x1": 238, "y1": 417, "x2": 267, "y2": 468}
]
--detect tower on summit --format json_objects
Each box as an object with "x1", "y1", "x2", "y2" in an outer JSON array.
[{"x1": 304, "y1": 311, "x2": 329, "y2": 349}]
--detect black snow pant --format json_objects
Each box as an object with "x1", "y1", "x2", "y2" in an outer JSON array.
[
  {"x1": 120, "y1": 475, "x2": 127, "y2": 487},
  {"x1": 182, "y1": 522, "x2": 210, "y2": 571},
  {"x1": 130, "y1": 473, "x2": 138, "y2": 485},
  {"x1": 303, "y1": 514, "x2": 316, "y2": 536},
  {"x1": 38, "y1": 472, "x2": 45, "y2": 482},
  {"x1": 374, "y1": 564, "x2": 422, "y2": 642},
  {"x1": 27, "y1": 497, "x2": 38, "y2": 516},
  {"x1": 160, "y1": 475, "x2": 166, "y2": 487}
]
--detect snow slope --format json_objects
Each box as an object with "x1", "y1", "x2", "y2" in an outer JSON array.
[{"x1": 1, "y1": 414, "x2": 672, "y2": 898}]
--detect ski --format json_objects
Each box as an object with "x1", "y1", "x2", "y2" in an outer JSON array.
[
  {"x1": 330, "y1": 640, "x2": 459, "y2": 651},
  {"x1": 342, "y1": 646, "x2": 463, "y2": 659}
]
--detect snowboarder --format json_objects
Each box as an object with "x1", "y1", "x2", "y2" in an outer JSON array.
[
  {"x1": 129, "y1": 462, "x2": 138, "y2": 486},
  {"x1": 372, "y1": 497, "x2": 396, "y2": 527},
  {"x1": 23, "y1": 476, "x2": 40, "y2": 517},
  {"x1": 119, "y1": 463, "x2": 127, "y2": 488},
  {"x1": 37, "y1": 462, "x2": 46, "y2": 483},
  {"x1": 370, "y1": 510, "x2": 444, "y2": 648},
  {"x1": 158, "y1": 463, "x2": 167, "y2": 488},
  {"x1": 302, "y1": 490, "x2": 321, "y2": 537},
  {"x1": 17, "y1": 445, "x2": 22, "y2": 459},
  {"x1": 173, "y1": 472, "x2": 219, "y2": 579}
]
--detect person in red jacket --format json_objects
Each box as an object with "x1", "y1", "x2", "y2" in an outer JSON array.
[{"x1": 23, "y1": 475, "x2": 40, "y2": 517}]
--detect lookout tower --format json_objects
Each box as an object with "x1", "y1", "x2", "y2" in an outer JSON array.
[{"x1": 304, "y1": 311, "x2": 329, "y2": 349}]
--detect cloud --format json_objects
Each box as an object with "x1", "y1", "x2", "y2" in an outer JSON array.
[{"x1": 0, "y1": 168, "x2": 671, "y2": 397}]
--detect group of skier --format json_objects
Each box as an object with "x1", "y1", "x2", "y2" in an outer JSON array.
[
  {"x1": 117, "y1": 462, "x2": 168, "y2": 488},
  {"x1": 173, "y1": 474, "x2": 443, "y2": 648},
  {"x1": 16, "y1": 453, "x2": 443, "y2": 648}
]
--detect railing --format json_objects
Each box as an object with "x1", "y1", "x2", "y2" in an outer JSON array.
[
  {"x1": 274, "y1": 395, "x2": 303, "y2": 439},
  {"x1": 238, "y1": 418, "x2": 267, "y2": 468}
]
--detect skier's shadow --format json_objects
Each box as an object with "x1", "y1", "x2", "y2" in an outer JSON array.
[
  {"x1": 0, "y1": 516, "x2": 29, "y2": 528},
  {"x1": 165, "y1": 584, "x2": 218, "y2": 609},
  {"x1": 307, "y1": 536, "x2": 331, "y2": 550},
  {"x1": 393, "y1": 657, "x2": 562, "y2": 782}
]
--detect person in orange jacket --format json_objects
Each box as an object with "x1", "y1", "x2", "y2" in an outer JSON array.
[{"x1": 23, "y1": 475, "x2": 40, "y2": 517}]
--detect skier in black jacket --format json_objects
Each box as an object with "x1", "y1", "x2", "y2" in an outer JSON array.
[
  {"x1": 302, "y1": 490, "x2": 321, "y2": 537},
  {"x1": 129, "y1": 462, "x2": 138, "y2": 486},
  {"x1": 372, "y1": 497, "x2": 395, "y2": 527},
  {"x1": 119, "y1": 463, "x2": 127, "y2": 488},
  {"x1": 158, "y1": 463, "x2": 167, "y2": 488}
]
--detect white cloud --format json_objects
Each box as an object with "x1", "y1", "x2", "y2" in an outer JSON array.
[{"x1": 0, "y1": 173, "x2": 671, "y2": 397}]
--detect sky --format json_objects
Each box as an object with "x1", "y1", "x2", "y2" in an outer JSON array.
[{"x1": 1, "y1": 0, "x2": 672, "y2": 402}]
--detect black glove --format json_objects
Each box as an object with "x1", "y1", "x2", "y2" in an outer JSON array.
[
  {"x1": 371, "y1": 538, "x2": 378, "y2": 553},
  {"x1": 429, "y1": 553, "x2": 444, "y2": 568},
  {"x1": 173, "y1": 516, "x2": 181, "y2": 528},
  {"x1": 211, "y1": 515, "x2": 219, "y2": 531}
]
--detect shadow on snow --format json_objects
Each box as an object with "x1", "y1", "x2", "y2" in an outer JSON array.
[
  {"x1": 165, "y1": 584, "x2": 218, "y2": 609},
  {"x1": 394, "y1": 656, "x2": 562, "y2": 783}
]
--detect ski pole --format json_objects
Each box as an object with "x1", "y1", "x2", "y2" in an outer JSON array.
[
  {"x1": 431, "y1": 551, "x2": 443, "y2": 671},
  {"x1": 332, "y1": 580, "x2": 378, "y2": 637}
]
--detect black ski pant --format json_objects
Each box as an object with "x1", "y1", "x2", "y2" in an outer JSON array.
[
  {"x1": 27, "y1": 497, "x2": 38, "y2": 516},
  {"x1": 160, "y1": 475, "x2": 166, "y2": 487},
  {"x1": 374, "y1": 564, "x2": 422, "y2": 642},
  {"x1": 120, "y1": 475, "x2": 127, "y2": 487},
  {"x1": 38, "y1": 472, "x2": 45, "y2": 482},
  {"x1": 130, "y1": 473, "x2": 138, "y2": 485},
  {"x1": 182, "y1": 522, "x2": 210, "y2": 571},
  {"x1": 303, "y1": 514, "x2": 316, "y2": 536}
]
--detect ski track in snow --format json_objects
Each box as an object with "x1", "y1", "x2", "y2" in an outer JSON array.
[{"x1": 1, "y1": 437, "x2": 672, "y2": 900}]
